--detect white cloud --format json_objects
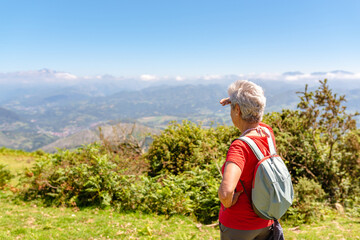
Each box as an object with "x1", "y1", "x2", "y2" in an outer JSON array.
[
  {"x1": 140, "y1": 74, "x2": 157, "y2": 82},
  {"x1": 283, "y1": 73, "x2": 313, "y2": 81},
  {"x1": 54, "y1": 72, "x2": 78, "y2": 80},
  {"x1": 202, "y1": 75, "x2": 222, "y2": 81},
  {"x1": 230, "y1": 71, "x2": 360, "y2": 82},
  {"x1": 0, "y1": 69, "x2": 359, "y2": 86},
  {"x1": 0, "y1": 69, "x2": 81, "y2": 84},
  {"x1": 245, "y1": 72, "x2": 283, "y2": 81},
  {"x1": 175, "y1": 76, "x2": 184, "y2": 81}
]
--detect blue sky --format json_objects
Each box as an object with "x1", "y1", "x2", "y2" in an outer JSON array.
[{"x1": 1, "y1": 0, "x2": 359, "y2": 77}]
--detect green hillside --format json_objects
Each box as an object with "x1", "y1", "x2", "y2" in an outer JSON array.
[{"x1": 0, "y1": 149, "x2": 359, "y2": 239}]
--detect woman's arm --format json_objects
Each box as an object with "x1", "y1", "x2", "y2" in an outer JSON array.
[{"x1": 218, "y1": 162, "x2": 243, "y2": 208}]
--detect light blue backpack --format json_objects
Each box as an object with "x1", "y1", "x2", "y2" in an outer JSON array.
[{"x1": 238, "y1": 127, "x2": 294, "y2": 220}]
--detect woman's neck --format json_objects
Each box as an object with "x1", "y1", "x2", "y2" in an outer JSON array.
[{"x1": 239, "y1": 121, "x2": 260, "y2": 136}]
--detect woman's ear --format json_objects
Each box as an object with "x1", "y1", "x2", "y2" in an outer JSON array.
[{"x1": 235, "y1": 104, "x2": 241, "y2": 116}]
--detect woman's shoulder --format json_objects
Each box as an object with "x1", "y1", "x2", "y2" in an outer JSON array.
[
  {"x1": 231, "y1": 138, "x2": 250, "y2": 147},
  {"x1": 229, "y1": 138, "x2": 256, "y2": 156}
]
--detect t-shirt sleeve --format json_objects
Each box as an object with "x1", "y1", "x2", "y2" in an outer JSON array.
[{"x1": 226, "y1": 140, "x2": 246, "y2": 171}]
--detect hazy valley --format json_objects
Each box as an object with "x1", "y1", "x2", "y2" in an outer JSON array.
[{"x1": 1, "y1": 69, "x2": 359, "y2": 151}]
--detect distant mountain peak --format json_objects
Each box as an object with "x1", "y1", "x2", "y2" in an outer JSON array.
[
  {"x1": 38, "y1": 68, "x2": 57, "y2": 74},
  {"x1": 282, "y1": 71, "x2": 304, "y2": 76},
  {"x1": 311, "y1": 70, "x2": 354, "y2": 76},
  {"x1": 330, "y1": 70, "x2": 353, "y2": 75},
  {"x1": 311, "y1": 72, "x2": 328, "y2": 76}
]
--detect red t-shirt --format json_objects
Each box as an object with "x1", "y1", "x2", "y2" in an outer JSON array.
[{"x1": 219, "y1": 122, "x2": 274, "y2": 230}]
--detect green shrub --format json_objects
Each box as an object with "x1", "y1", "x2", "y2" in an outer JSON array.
[
  {"x1": 185, "y1": 168, "x2": 221, "y2": 224},
  {"x1": 344, "y1": 196, "x2": 360, "y2": 218},
  {"x1": 19, "y1": 144, "x2": 140, "y2": 207},
  {"x1": 284, "y1": 177, "x2": 327, "y2": 224},
  {"x1": 18, "y1": 143, "x2": 221, "y2": 224},
  {"x1": 0, "y1": 164, "x2": 14, "y2": 187},
  {"x1": 294, "y1": 177, "x2": 326, "y2": 202},
  {"x1": 115, "y1": 174, "x2": 193, "y2": 216},
  {"x1": 115, "y1": 168, "x2": 221, "y2": 224},
  {"x1": 146, "y1": 120, "x2": 240, "y2": 176},
  {"x1": 264, "y1": 80, "x2": 360, "y2": 203},
  {"x1": 146, "y1": 121, "x2": 214, "y2": 176}
]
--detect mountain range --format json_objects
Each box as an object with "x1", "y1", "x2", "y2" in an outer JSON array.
[{"x1": 1, "y1": 69, "x2": 359, "y2": 151}]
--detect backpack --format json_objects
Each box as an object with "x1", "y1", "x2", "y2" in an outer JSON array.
[{"x1": 238, "y1": 127, "x2": 294, "y2": 220}]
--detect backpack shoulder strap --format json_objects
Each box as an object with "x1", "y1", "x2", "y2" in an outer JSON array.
[
  {"x1": 238, "y1": 136, "x2": 264, "y2": 160},
  {"x1": 237, "y1": 136, "x2": 263, "y2": 204},
  {"x1": 262, "y1": 127, "x2": 276, "y2": 155}
]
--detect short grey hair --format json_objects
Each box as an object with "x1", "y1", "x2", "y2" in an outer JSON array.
[{"x1": 228, "y1": 80, "x2": 266, "y2": 123}]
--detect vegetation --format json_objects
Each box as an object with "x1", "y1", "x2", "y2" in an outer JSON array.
[
  {"x1": 0, "y1": 79, "x2": 359, "y2": 238},
  {"x1": 0, "y1": 199, "x2": 220, "y2": 240},
  {"x1": 264, "y1": 80, "x2": 360, "y2": 205},
  {"x1": 284, "y1": 177, "x2": 326, "y2": 224},
  {"x1": 0, "y1": 198, "x2": 359, "y2": 240},
  {"x1": 19, "y1": 146, "x2": 220, "y2": 223},
  {"x1": 0, "y1": 164, "x2": 14, "y2": 187},
  {"x1": 0, "y1": 147, "x2": 44, "y2": 185},
  {"x1": 146, "y1": 120, "x2": 240, "y2": 176}
]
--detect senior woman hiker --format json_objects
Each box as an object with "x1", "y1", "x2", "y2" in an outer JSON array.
[{"x1": 218, "y1": 80, "x2": 280, "y2": 240}]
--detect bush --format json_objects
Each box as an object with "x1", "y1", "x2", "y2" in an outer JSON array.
[
  {"x1": 115, "y1": 168, "x2": 221, "y2": 224},
  {"x1": 146, "y1": 120, "x2": 240, "y2": 176},
  {"x1": 284, "y1": 177, "x2": 327, "y2": 224},
  {"x1": 294, "y1": 177, "x2": 326, "y2": 203},
  {"x1": 146, "y1": 121, "x2": 215, "y2": 176},
  {"x1": 0, "y1": 164, "x2": 14, "y2": 188},
  {"x1": 18, "y1": 143, "x2": 221, "y2": 224},
  {"x1": 115, "y1": 174, "x2": 194, "y2": 216},
  {"x1": 264, "y1": 80, "x2": 360, "y2": 203},
  {"x1": 185, "y1": 168, "x2": 221, "y2": 224},
  {"x1": 344, "y1": 195, "x2": 360, "y2": 218},
  {"x1": 19, "y1": 144, "x2": 142, "y2": 207}
]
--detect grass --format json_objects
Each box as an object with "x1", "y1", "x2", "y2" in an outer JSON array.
[
  {"x1": 0, "y1": 197, "x2": 359, "y2": 240},
  {"x1": 0, "y1": 199, "x2": 219, "y2": 240},
  {"x1": 1, "y1": 148, "x2": 360, "y2": 239},
  {"x1": 0, "y1": 148, "x2": 41, "y2": 185},
  {"x1": 282, "y1": 216, "x2": 360, "y2": 240}
]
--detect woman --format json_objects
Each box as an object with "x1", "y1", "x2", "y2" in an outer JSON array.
[{"x1": 218, "y1": 80, "x2": 275, "y2": 240}]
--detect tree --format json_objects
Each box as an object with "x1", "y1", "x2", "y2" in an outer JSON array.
[{"x1": 265, "y1": 79, "x2": 360, "y2": 202}]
